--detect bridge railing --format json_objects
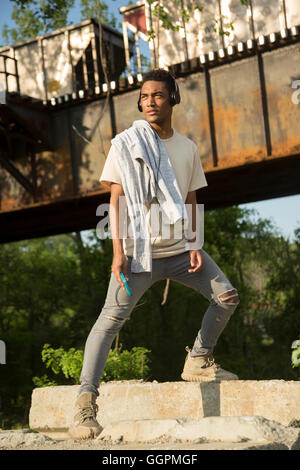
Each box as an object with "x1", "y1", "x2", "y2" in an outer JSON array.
[
  {"x1": 0, "y1": 54, "x2": 20, "y2": 104},
  {"x1": 0, "y1": 19, "x2": 134, "y2": 104}
]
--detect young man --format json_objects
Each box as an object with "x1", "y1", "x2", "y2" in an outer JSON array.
[{"x1": 68, "y1": 69, "x2": 240, "y2": 440}]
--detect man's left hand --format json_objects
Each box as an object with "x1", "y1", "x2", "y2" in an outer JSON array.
[{"x1": 188, "y1": 250, "x2": 203, "y2": 273}]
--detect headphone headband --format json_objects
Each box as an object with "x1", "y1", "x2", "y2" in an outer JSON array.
[{"x1": 137, "y1": 72, "x2": 181, "y2": 112}]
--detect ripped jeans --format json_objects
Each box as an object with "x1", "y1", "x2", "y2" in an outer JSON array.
[{"x1": 78, "y1": 249, "x2": 239, "y2": 397}]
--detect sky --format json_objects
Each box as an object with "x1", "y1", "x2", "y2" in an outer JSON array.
[{"x1": 1, "y1": 0, "x2": 300, "y2": 242}]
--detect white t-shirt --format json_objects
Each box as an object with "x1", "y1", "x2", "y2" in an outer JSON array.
[{"x1": 100, "y1": 128, "x2": 208, "y2": 258}]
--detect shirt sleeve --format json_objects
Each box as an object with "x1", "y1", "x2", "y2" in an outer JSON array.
[
  {"x1": 99, "y1": 145, "x2": 122, "y2": 188},
  {"x1": 188, "y1": 145, "x2": 208, "y2": 192}
]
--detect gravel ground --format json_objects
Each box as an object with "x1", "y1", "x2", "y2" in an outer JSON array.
[{"x1": 0, "y1": 429, "x2": 290, "y2": 451}]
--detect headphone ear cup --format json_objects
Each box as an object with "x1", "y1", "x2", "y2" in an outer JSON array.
[
  {"x1": 170, "y1": 91, "x2": 176, "y2": 107},
  {"x1": 173, "y1": 80, "x2": 180, "y2": 105},
  {"x1": 137, "y1": 92, "x2": 142, "y2": 112},
  {"x1": 170, "y1": 78, "x2": 180, "y2": 106}
]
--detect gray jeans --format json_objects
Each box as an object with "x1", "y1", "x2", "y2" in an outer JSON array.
[{"x1": 79, "y1": 249, "x2": 239, "y2": 397}]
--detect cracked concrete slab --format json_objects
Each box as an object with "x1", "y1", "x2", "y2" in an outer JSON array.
[
  {"x1": 29, "y1": 380, "x2": 300, "y2": 437},
  {"x1": 1, "y1": 414, "x2": 300, "y2": 451},
  {"x1": 96, "y1": 416, "x2": 300, "y2": 450}
]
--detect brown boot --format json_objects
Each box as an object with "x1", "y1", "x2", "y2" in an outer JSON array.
[
  {"x1": 181, "y1": 346, "x2": 239, "y2": 382},
  {"x1": 68, "y1": 392, "x2": 103, "y2": 439}
]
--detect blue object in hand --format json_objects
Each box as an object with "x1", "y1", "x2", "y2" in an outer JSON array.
[{"x1": 120, "y1": 272, "x2": 132, "y2": 296}]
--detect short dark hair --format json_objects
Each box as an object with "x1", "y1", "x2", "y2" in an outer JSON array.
[{"x1": 141, "y1": 68, "x2": 174, "y2": 97}]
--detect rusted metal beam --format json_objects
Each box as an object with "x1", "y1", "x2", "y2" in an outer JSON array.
[
  {"x1": 0, "y1": 99, "x2": 53, "y2": 151},
  {"x1": 0, "y1": 150, "x2": 34, "y2": 195},
  {"x1": 0, "y1": 30, "x2": 299, "y2": 243},
  {"x1": 201, "y1": 153, "x2": 300, "y2": 208},
  {"x1": 0, "y1": 153, "x2": 299, "y2": 244},
  {"x1": 0, "y1": 191, "x2": 110, "y2": 243},
  {"x1": 256, "y1": 48, "x2": 272, "y2": 156},
  {"x1": 204, "y1": 66, "x2": 218, "y2": 168}
]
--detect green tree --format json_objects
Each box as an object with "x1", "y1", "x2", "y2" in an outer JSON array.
[
  {"x1": 80, "y1": 0, "x2": 121, "y2": 30},
  {"x1": 2, "y1": 0, "x2": 250, "y2": 45},
  {"x1": 32, "y1": 343, "x2": 151, "y2": 385},
  {"x1": 0, "y1": 231, "x2": 113, "y2": 427},
  {"x1": 146, "y1": 0, "x2": 249, "y2": 42},
  {"x1": 104, "y1": 205, "x2": 300, "y2": 383},
  {"x1": 1, "y1": 208, "x2": 299, "y2": 429},
  {"x1": 2, "y1": 0, "x2": 75, "y2": 44},
  {"x1": 1, "y1": 0, "x2": 120, "y2": 45}
]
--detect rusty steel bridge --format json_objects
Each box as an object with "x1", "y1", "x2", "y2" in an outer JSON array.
[{"x1": 0, "y1": 21, "x2": 300, "y2": 243}]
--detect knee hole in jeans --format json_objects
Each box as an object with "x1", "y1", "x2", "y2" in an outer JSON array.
[
  {"x1": 217, "y1": 288, "x2": 239, "y2": 306},
  {"x1": 105, "y1": 315, "x2": 125, "y2": 323},
  {"x1": 93, "y1": 314, "x2": 127, "y2": 336}
]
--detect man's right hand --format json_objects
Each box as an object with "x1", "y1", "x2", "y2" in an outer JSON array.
[{"x1": 111, "y1": 253, "x2": 128, "y2": 292}]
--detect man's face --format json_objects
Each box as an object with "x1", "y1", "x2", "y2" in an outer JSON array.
[{"x1": 140, "y1": 80, "x2": 172, "y2": 124}]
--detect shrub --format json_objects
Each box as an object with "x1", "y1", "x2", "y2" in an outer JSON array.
[
  {"x1": 291, "y1": 338, "x2": 300, "y2": 373},
  {"x1": 32, "y1": 343, "x2": 151, "y2": 386}
]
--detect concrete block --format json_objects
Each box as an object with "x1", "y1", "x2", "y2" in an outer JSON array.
[
  {"x1": 220, "y1": 380, "x2": 300, "y2": 426},
  {"x1": 97, "y1": 416, "x2": 300, "y2": 449},
  {"x1": 0, "y1": 430, "x2": 56, "y2": 449},
  {"x1": 29, "y1": 380, "x2": 300, "y2": 438},
  {"x1": 98, "y1": 419, "x2": 178, "y2": 443},
  {"x1": 169, "y1": 416, "x2": 300, "y2": 449}
]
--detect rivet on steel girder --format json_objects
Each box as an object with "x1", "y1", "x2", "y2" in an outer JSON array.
[
  {"x1": 218, "y1": 48, "x2": 225, "y2": 59},
  {"x1": 280, "y1": 28, "x2": 288, "y2": 39},
  {"x1": 237, "y1": 42, "x2": 244, "y2": 53},
  {"x1": 247, "y1": 39, "x2": 254, "y2": 49},
  {"x1": 227, "y1": 45, "x2": 236, "y2": 56},
  {"x1": 208, "y1": 51, "x2": 215, "y2": 61}
]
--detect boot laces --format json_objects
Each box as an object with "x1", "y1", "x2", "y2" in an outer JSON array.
[
  {"x1": 206, "y1": 357, "x2": 215, "y2": 367},
  {"x1": 186, "y1": 346, "x2": 220, "y2": 369},
  {"x1": 79, "y1": 404, "x2": 98, "y2": 423},
  {"x1": 205, "y1": 355, "x2": 221, "y2": 369}
]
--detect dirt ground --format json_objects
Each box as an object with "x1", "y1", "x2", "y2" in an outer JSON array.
[{"x1": 0, "y1": 433, "x2": 289, "y2": 451}]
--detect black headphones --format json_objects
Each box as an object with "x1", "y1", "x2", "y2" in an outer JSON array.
[{"x1": 137, "y1": 73, "x2": 181, "y2": 112}]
